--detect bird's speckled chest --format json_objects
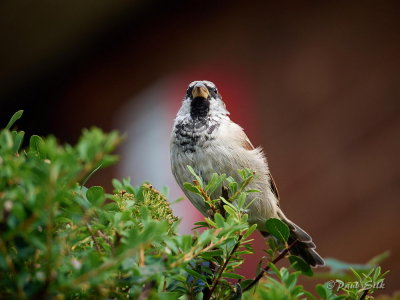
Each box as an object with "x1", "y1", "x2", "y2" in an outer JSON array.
[{"x1": 173, "y1": 117, "x2": 220, "y2": 153}]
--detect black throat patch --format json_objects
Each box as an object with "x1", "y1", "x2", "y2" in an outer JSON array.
[{"x1": 190, "y1": 97, "x2": 209, "y2": 120}]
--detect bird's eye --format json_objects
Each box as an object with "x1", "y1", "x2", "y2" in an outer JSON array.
[{"x1": 213, "y1": 88, "x2": 218, "y2": 94}]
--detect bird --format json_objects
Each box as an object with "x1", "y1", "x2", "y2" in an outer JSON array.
[{"x1": 170, "y1": 80, "x2": 324, "y2": 267}]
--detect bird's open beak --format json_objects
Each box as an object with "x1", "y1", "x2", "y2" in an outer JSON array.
[{"x1": 192, "y1": 85, "x2": 210, "y2": 99}]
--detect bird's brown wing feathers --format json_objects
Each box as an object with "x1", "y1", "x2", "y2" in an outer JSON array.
[
  {"x1": 238, "y1": 128, "x2": 280, "y2": 202},
  {"x1": 269, "y1": 173, "x2": 280, "y2": 201},
  {"x1": 240, "y1": 133, "x2": 255, "y2": 151}
]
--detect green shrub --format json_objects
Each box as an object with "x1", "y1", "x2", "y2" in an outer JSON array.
[{"x1": 0, "y1": 111, "x2": 392, "y2": 299}]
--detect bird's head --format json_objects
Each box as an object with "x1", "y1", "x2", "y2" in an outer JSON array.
[{"x1": 177, "y1": 80, "x2": 229, "y2": 120}]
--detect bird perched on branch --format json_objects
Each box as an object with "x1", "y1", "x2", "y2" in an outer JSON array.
[{"x1": 170, "y1": 80, "x2": 324, "y2": 267}]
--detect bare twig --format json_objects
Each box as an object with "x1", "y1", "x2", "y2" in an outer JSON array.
[
  {"x1": 219, "y1": 186, "x2": 230, "y2": 218},
  {"x1": 193, "y1": 180, "x2": 212, "y2": 203},
  {"x1": 138, "y1": 281, "x2": 155, "y2": 300},
  {"x1": 243, "y1": 239, "x2": 299, "y2": 292},
  {"x1": 139, "y1": 245, "x2": 145, "y2": 267},
  {"x1": 360, "y1": 289, "x2": 370, "y2": 300},
  {"x1": 202, "y1": 261, "x2": 217, "y2": 300},
  {"x1": 204, "y1": 235, "x2": 243, "y2": 300},
  {"x1": 86, "y1": 224, "x2": 101, "y2": 253}
]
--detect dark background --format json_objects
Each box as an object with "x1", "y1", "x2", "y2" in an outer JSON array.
[{"x1": 1, "y1": 0, "x2": 399, "y2": 294}]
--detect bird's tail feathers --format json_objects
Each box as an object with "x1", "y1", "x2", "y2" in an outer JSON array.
[{"x1": 263, "y1": 214, "x2": 325, "y2": 267}]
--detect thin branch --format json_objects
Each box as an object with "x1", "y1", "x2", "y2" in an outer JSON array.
[
  {"x1": 243, "y1": 239, "x2": 299, "y2": 292},
  {"x1": 138, "y1": 281, "x2": 155, "y2": 300},
  {"x1": 170, "y1": 232, "x2": 227, "y2": 268},
  {"x1": 193, "y1": 180, "x2": 221, "y2": 217},
  {"x1": 219, "y1": 186, "x2": 230, "y2": 218},
  {"x1": 202, "y1": 261, "x2": 217, "y2": 300},
  {"x1": 204, "y1": 235, "x2": 243, "y2": 300},
  {"x1": 139, "y1": 245, "x2": 145, "y2": 267},
  {"x1": 86, "y1": 224, "x2": 101, "y2": 253},
  {"x1": 360, "y1": 289, "x2": 369, "y2": 300},
  {"x1": 193, "y1": 180, "x2": 212, "y2": 204}
]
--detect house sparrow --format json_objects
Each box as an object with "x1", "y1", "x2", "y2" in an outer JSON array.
[{"x1": 170, "y1": 80, "x2": 324, "y2": 267}]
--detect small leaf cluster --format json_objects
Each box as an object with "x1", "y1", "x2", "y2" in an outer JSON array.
[
  {"x1": 181, "y1": 167, "x2": 261, "y2": 299},
  {"x1": 181, "y1": 166, "x2": 317, "y2": 299}
]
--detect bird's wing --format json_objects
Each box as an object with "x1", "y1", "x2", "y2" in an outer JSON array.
[
  {"x1": 237, "y1": 126, "x2": 255, "y2": 151},
  {"x1": 268, "y1": 172, "x2": 280, "y2": 201},
  {"x1": 238, "y1": 126, "x2": 280, "y2": 201}
]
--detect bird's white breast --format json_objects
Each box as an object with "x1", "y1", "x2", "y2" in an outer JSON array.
[{"x1": 171, "y1": 118, "x2": 280, "y2": 229}]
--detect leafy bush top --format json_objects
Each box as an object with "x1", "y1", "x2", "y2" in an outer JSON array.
[{"x1": 0, "y1": 111, "x2": 391, "y2": 299}]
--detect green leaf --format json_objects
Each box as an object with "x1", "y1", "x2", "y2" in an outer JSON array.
[
  {"x1": 5, "y1": 110, "x2": 23, "y2": 130},
  {"x1": 112, "y1": 178, "x2": 124, "y2": 191},
  {"x1": 200, "y1": 249, "x2": 223, "y2": 259},
  {"x1": 350, "y1": 267, "x2": 363, "y2": 282},
  {"x1": 238, "y1": 169, "x2": 247, "y2": 180},
  {"x1": 265, "y1": 218, "x2": 289, "y2": 243},
  {"x1": 222, "y1": 272, "x2": 244, "y2": 279},
  {"x1": 268, "y1": 262, "x2": 281, "y2": 278},
  {"x1": 302, "y1": 291, "x2": 317, "y2": 300},
  {"x1": 56, "y1": 217, "x2": 73, "y2": 224},
  {"x1": 223, "y1": 205, "x2": 236, "y2": 216},
  {"x1": 242, "y1": 224, "x2": 257, "y2": 239},
  {"x1": 183, "y1": 182, "x2": 201, "y2": 195},
  {"x1": 228, "y1": 181, "x2": 238, "y2": 194},
  {"x1": 29, "y1": 135, "x2": 44, "y2": 154},
  {"x1": 11, "y1": 131, "x2": 24, "y2": 152},
  {"x1": 245, "y1": 189, "x2": 261, "y2": 193},
  {"x1": 316, "y1": 284, "x2": 328, "y2": 299},
  {"x1": 235, "y1": 250, "x2": 253, "y2": 255},
  {"x1": 289, "y1": 255, "x2": 313, "y2": 276},
  {"x1": 205, "y1": 218, "x2": 217, "y2": 228},
  {"x1": 178, "y1": 235, "x2": 192, "y2": 251},
  {"x1": 86, "y1": 186, "x2": 105, "y2": 206},
  {"x1": 220, "y1": 197, "x2": 237, "y2": 209},
  {"x1": 237, "y1": 193, "x2": 246, "y2": 209},
  {"x1": 372, "y1": 266, "x2": 381, "y2": 281},
  {"x1": 205, "y1": 173, "x2": 224, "y2": 195},
  {"x1": 184, "y1": 267, "x2": 207, "y2": 283},
  {"x1": 193, "y1": 221, "x2": 209, "y2": 227},
  {"x1": 214, "y1": 213, "x2": 225, "y2": 227},
  {"x1": 282, "y1": 272, "x2": 298, "y2": 291},
  {"x1": 186, "y1": 165, "x2": 203, "y2": 187},
  {"x1": 157, "y1": 292, "x2": 181, "y2": 300}
]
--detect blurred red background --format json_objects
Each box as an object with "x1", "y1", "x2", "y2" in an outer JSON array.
[{"x1": 1, "y1": 0, "x2": 399, "y2": 295}]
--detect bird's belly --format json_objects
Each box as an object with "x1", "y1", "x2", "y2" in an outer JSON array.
[
  {"x1": 172, "y1": 144, "x2": 233, "y2": 213},
  {"x1": 172, "y1": 139, "x2": 279, "y2": 229},
  {"x1": 181, "y1": 144, "x2": 240, "y2": 183}
]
